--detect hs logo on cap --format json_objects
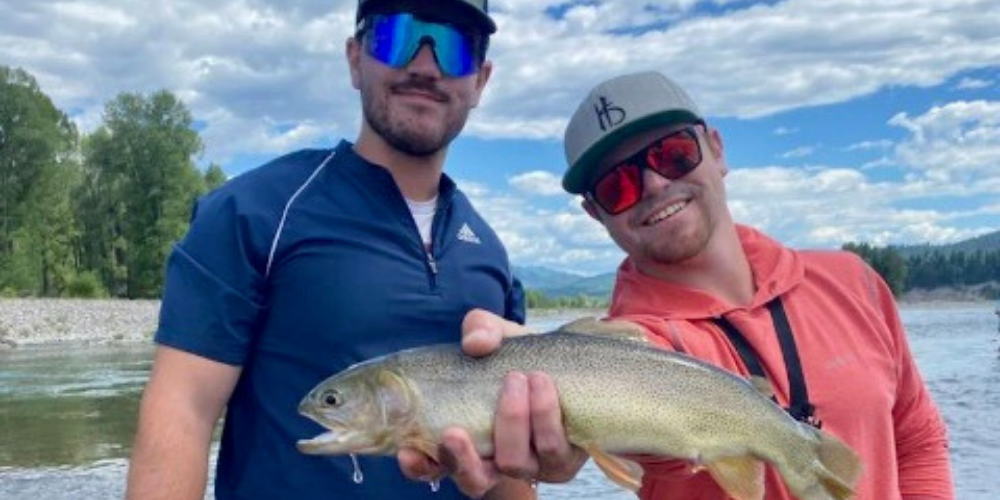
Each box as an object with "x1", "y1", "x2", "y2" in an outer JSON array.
[{"x1": 594, "y1": 96, "x2": 626, "y2": 131}]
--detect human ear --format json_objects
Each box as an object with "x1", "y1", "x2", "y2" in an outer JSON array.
[
  {"x1": 346, "y1": 37, "x2": 362, "y2": 90},
  {"x1": 470, "y1": 60, "x2": 493, "y2": 108},
  {"x1": 582, "y1": 198, "x2": 602, "y2": 222}
]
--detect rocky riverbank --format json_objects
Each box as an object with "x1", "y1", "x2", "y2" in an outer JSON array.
[
  {"x1": 0, "y1": 298, "x2": 160, "y2": 348},
  {"x1": 1, "y1": 296, "x2": 993, "y2": 349}
]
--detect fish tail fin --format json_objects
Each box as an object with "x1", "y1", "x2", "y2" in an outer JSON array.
[
  {"x1": 705, "y1": 456, "x2": 765, "y2": 500},
  {"x1": 585, "y1": 445, "x2": 644, "y2": 492},
  {"x1": 813, "y1": 430, "x2": 863, "y2": 500}
]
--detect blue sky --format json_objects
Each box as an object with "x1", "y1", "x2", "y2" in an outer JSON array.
[{"x1": 3, "y1": 0, "x2": 999, "y2": 275}]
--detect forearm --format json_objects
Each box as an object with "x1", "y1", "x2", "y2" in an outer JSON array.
[
  {"x1": 125, "y1": 415, "x2": 216, "y2": 500},
  {"x1": 125, "y1": 346, "x2": 239, "y2": 500}
]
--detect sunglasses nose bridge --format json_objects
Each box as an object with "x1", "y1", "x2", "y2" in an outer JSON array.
[
  {"x1": 406, "y1": 41, "x2": 444, "y2": 75},
  {"x1": 642, "y1": 161, "x2": 676, "y2": 189}
]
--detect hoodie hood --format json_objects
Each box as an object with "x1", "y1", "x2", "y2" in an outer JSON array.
[{"x1": 609, "y1": 225, "x2": 804, "y2": 320}]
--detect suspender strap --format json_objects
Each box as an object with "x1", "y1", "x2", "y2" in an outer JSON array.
[
  {"x1": 711, "y1": 316, "x2": 767, "y2": 379},
  {"x1": 710, "y1": 298, "x2": 821, "y2": 428},
  {"x1": 766, "y1": 299, "x2": 819, "y2": 426}
]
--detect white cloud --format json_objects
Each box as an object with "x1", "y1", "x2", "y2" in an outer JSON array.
[
  {"x1": 781, "y1": 146, "x2": 817, "y2": 159},
  {"x1": 508, "y1": 171, "x2": 564, "y2": 196},
  {"x1": 888, "y1": 100, "x2": 1000, "y2": 184},
  {"x1": 3, "y1": 0, "x2": 999, "y2": 274},
  {"x1": 844, "y1": 140, "x2": 894, "y2": 152},
  {"x1": 5, "y1": 0, "x2": 1000, "y2": 166},
  {"x1": 954, "y1": 77, "x2": 994, "y2": 90}
]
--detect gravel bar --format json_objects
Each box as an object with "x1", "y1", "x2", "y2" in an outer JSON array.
[{"x1": 0, "y1": 298, "x2": 160, "y2": 348}]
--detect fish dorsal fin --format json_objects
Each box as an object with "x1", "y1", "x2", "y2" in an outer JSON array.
[
  {"x1": 557, "y1": 318, "x2": 649, "y2": 344},
  {"x1": 584, "y1": 445, "x2": 643, "y2": 492},
  {"x1": 705, "y1": 456, "x2": 765, "y2": 500}
]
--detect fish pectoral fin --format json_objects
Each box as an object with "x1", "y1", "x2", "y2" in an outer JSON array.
[
  {"x1": 585, "y1": 445, "x2": 643, "y2": 492},
  {"x1": 557, "y1": 318, "x2": 649, "y2": 344},
  {"x1": 401, "y1": 436, "x2": 441, "y2": 463},
  {"x1": 748, "y1": 376, "x2": 775, "y2": 399},
  {"x1": 705, "y1": 456, "x2": 765, "y2": 500}
]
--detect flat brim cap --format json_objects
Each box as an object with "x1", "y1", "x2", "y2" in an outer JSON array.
[
  {"x1": 357, "y1": 0, "x2": 497, "y2": 34},
  {"x1": 562, "y1": 71, "x2": 702, "y2": 194}
]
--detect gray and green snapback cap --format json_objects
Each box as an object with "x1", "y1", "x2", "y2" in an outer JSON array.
[
  {"x1": 357, "y1": 0, "x2": 497, "y2": 34},
  {"x1": 562, "y1": 71, "x2": 702, "y2": 194}
]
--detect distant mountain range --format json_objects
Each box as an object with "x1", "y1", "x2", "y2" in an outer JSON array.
[
  {"x1": 893, "y1": 229, "x2": 1000, "y2": 256},
  {"x1": 514, "y1": 265, "x2": 616, "y2": 299},
  {"x1": 516, "y1": 229, "x2": 1000, "y2": 299}
]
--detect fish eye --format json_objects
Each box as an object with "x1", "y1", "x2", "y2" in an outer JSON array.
[{"x1": 320, "y1": 389, "x2": 343, "y2": 407}]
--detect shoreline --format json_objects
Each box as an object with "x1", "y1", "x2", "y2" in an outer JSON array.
[
  {"x1": 0, "y1": 298, "x2": 160, "y2": 349},
  {"x1": 0, "y1": 297, "x2": 994, "y2": 349}
]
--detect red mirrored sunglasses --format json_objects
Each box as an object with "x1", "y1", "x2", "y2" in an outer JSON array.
[{"x1": 588, "y1": 122, "x2": 705, "y2": 215}]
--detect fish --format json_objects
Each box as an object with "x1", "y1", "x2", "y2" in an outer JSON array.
[{"x1": 297, "y1": 320, "x2": 862, "y2": 500}]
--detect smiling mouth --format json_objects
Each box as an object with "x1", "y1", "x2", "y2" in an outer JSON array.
[{"x1": 645, "y1": 201, "x2": 688, "y2": 226}]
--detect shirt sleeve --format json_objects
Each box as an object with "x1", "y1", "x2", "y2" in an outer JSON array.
[
  {"x1": 155, "y1": 192, "x2": 267, "y2": 366},
  {"x1": 505, "y1": 274, "x2": 527, "y2": 325},
  {"x1": 866, "y1": 266, "x2": 955, "y2": 499}
]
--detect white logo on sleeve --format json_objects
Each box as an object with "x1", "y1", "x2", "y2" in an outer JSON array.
[{"x1": 457, "y1": 223, "x2": 482, "y2": 244}]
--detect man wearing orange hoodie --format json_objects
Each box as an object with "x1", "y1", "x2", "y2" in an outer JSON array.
[
  {"x1": 438, "y1": 71, "x2": 955, "y2": 499},
  {"x1": 565, "y1": 70, "x2": 953, "y2": 499}
]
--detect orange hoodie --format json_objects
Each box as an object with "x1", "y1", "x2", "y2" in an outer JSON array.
[{"x1": 608, "y1": 225, "x2": 953, "y2": 500}]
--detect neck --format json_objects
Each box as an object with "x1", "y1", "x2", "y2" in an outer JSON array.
[
  {"x1": 636, "y1": 223, "x2": 755, "y2": 307},
  {"x1": 354, "y1": 126, "x2": 445, "y2": 202}
]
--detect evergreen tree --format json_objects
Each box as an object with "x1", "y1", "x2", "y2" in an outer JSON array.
[{"x1": 0, "y1": 67, "x2": 80, "y2": 296}]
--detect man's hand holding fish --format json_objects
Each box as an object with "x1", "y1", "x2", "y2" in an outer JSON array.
[{"x1": 396, "y1": 308, "x2": 590, "y2": 498}]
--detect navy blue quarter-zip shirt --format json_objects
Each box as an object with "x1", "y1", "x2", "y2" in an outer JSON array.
[{"x1": 157, "y1": 140, "x2": 525, "y2": 499}]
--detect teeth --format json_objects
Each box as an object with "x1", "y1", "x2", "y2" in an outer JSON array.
[{"x1": 647, "y1": 201, "x2": 687, "y2": 225}]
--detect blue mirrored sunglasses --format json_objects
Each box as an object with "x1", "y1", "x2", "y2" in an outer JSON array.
[{"x1": 362, "y1": 13, "x2": 480, "y2": 78}]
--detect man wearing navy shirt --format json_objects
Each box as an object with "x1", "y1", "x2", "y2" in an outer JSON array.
[{"x1": 125, "y1": 1, "x2": 530, "y2": 498}]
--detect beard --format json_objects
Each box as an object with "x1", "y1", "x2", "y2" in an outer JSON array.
[
  {"x1": 361, "y1": 77, "x2": 471, "y2": 157},
  {"x1": 611, "y1": 195, "x2": 716, "y2": 267}
]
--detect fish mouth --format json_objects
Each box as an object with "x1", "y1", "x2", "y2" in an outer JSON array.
[
  {"x1": 297, "y1": 403, "x2": 362, "y2": 454},
  {"x1": 297, "y1": 409, "x2": 385, "y2": 455},
  {"x1": 297, "y1": 431, "x2": 346, "y2": 455},
  {"x1": 296, "y1": 429, "x2": 389, "y2": 456}
]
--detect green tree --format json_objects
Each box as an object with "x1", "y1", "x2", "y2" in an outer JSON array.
[
  {"x1": 0, "y1": 67, "x2": 80, "y2": 296},
  {"x1": 79, "y1": 91, "x2": 203, "y2": 298},
  {"x1": 203, "y1": 163, "x2": 228, "y2": 192},
  {"x1": 871, "y1": 247, "x2": 907, "y2": 296},
  {"x1": 842, "y1": 242, "x2": 908, "y2": 296}
]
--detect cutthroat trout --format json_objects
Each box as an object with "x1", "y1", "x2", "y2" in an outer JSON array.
[{"x1": 297, "y1": 321, "x2": 862, "y2": 500}]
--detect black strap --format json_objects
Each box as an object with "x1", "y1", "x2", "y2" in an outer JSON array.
[
  {"x1": 766, "y1": 299, "x2": 819, "y2": 427},
  {"x1": 710, "y1": 298, "x2": 821, "y2": 428},
  {"x1": 711, "y1": 316, "x2": 768, "y2": 379}
]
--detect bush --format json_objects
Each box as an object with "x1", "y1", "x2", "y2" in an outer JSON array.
[{"x1": 64, "y1": 272, "x2": 109, "y2": 298}]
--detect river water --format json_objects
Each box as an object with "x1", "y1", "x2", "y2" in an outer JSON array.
[{"x1": 0, "y1": 304, "x2": 997, "y2": 499}]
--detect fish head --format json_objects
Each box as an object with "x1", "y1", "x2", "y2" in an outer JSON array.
[{"x1": 297, "y1": 362, "x2": 417, "y2": 456}]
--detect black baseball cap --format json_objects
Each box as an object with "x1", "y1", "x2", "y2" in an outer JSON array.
[{"x1": 356, "y1": 0, "x2": 497, "y2": 34}]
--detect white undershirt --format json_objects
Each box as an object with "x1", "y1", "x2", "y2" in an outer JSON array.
[{"x1": 405, "y1": 196, "x2": 437, "y2": 249}]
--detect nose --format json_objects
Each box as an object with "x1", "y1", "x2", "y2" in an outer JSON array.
[
  {"x1": 642, "y1": 164, "x2": 672, "y2": 195},
  {"x1": 405, "y1": 42, "x2": 443, "y2": 78}
]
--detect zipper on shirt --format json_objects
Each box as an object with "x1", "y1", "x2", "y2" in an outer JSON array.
[{"x1": 426, "y1": 251, "x2": 439, "y2": 277}]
